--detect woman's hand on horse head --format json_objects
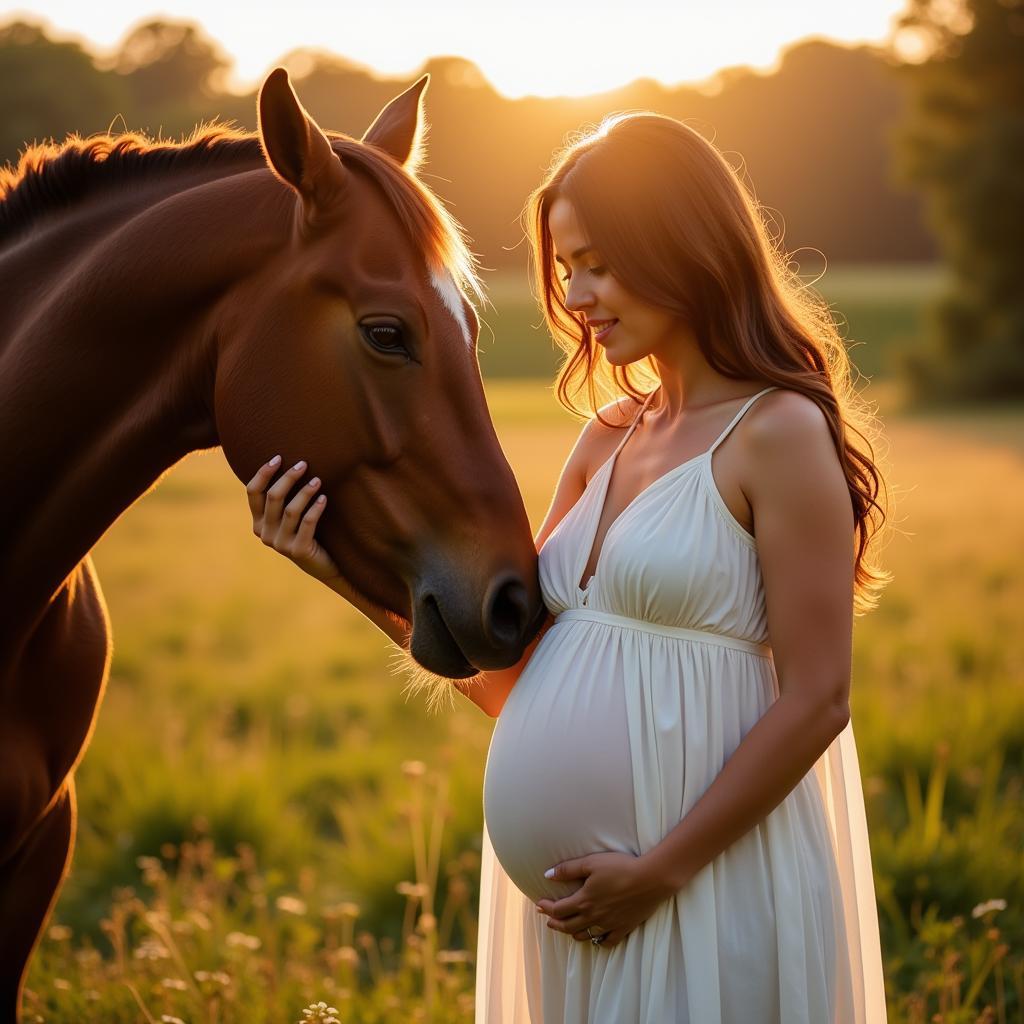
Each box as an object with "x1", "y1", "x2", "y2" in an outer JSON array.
[{"x1": 246, "y1": 456, "x2": 340, "y2": 582}]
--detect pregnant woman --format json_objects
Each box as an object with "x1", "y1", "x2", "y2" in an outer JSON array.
[{"x1": 250, "y1": 112, "x2": 890, "y2": 1022}]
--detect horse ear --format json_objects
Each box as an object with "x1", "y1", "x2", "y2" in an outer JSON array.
[
  {"x1": 257, "y1": 67, "x2": 348, "y2": 216},
  {"x1": 361, "y1": 74, "x2": 429, "y2": 173}
]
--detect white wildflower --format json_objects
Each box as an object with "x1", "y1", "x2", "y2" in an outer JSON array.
[
  {"x1": 437, "y1": 949, "x2": 473, "y2": 964},
  {"x1": 276, "y1": 895, "x2": 308, "y2": 916},
  {"x1": 298, "y1": 1001, "x2": 340, "y2": 1024},
  {"x1": 134, "y1": 937, "x2": 170, "y2": 961},
  {"x1": 226, "y1": 930, "x2": 262, "y2": 951},
  {"x1": 971, "y1": 898, "x2": 1007, "y2": 918}
]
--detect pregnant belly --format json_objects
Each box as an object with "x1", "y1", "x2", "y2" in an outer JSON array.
[{"x1": 482, "y1": 625, "x2": 640, "y2": 904}]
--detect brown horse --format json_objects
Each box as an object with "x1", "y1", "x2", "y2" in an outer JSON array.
[{"x1": 0, "y1": 68, "x2": 542, "y2": 1018}]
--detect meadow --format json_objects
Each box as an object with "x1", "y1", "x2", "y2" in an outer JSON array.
[{"x1": 22, "y1": 265, "x2": 1024, "y2": 1023}]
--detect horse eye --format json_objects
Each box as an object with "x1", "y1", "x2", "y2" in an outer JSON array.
[{"x1": 360, "y1": 322, "x2": 408, "y2": 355}]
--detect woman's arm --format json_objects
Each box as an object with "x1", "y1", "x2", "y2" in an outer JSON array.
[
  {"x1": 539, "y1": 390, "x2": 857, "y2": 943},
  {"x1": 641, "y1": 390, "x2": 854, "y2": 888}
]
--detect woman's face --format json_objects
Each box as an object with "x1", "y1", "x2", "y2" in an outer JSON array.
[{"x1": 548, "y1": 195, "x2": 684, "y2": 366}]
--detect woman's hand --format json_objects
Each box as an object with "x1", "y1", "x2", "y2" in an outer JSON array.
[
  {"x1": 246, "y1": 456, "x2": 340, "y2": 582},
  {"x1": 535, "y1": 851, "x2": 675, "y2": 948}
]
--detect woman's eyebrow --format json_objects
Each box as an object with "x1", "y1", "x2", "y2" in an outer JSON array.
[{"x1": 554, "y1": 245, "x2": 597, "y2": 264}]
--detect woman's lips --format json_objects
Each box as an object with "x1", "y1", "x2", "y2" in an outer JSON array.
[{"x1": 590, "y1": 319, "x2": 618, "y2": 342}]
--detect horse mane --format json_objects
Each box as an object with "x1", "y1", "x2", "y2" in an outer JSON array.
[
  {"x1": 0, "y1": 122, "x2": 261, "y2": 240},
  {"x1": 0, "y1": 119, "x2": 484, "y2": 303}
]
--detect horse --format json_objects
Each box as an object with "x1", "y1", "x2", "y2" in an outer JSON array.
[{"x1": 0, "y1": 67, "x2": 544, "y2": 1018}]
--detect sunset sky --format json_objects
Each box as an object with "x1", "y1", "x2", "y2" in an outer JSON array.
[{"x1": 7, "y1": 0, "x2": 911, "y2": 98}]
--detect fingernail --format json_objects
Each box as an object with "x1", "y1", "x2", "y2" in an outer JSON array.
[
  {"x1": 293, "y1": 460, "x2": 306, "y2": 470},
  {"x1": 308, "y1": 477, "x2": 320, "y2": 487},
  {"x1": 544, "y1": 868, "x2": 555, "y2": 879},
  {"x1": 269, "y1": 455, "x2": 281, "y2": 466}
]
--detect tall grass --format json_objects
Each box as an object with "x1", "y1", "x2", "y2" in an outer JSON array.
[{"x1": 25, "y1": 763, "x2": 478, "y2": 1023}]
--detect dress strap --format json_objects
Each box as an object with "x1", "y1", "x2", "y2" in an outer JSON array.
[
  {"x1": 609, "y1": 388, "x2": 658, "y2": 458},
  {"x1": 707, "y1": 386, "x2": 779, "y2": 455}
]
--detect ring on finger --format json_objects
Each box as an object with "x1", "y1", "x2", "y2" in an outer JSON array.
[{"x1": 586, "y1": 925, "x2": 606, "y2": 945}]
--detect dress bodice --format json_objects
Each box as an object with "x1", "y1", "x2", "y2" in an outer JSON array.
[{"x1": 538, "y1": 387, "x2": 778, "y2": 646}]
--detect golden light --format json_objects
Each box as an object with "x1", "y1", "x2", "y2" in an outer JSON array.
[{"x1": 7, "y1": 0, "x2": 910, "y2": 99}]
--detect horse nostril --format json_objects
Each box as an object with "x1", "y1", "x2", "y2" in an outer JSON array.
[{"x1": 484, "y1": 576, "x2": 530, "y2": 650}]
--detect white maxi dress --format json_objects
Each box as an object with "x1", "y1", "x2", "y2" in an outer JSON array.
[{"x1": 476, "y1": 386, "x2": 887, "y2": 1023}]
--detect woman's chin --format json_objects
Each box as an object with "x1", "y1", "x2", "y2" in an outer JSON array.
[
  {"x1": 599, "y1": 342, "x2": 623, "y2": 364},
  {"x1": 602, "y1": 344, "x2": 646, "y2": 367}
]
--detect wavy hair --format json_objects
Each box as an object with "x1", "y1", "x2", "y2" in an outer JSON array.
[{"x1": 525, "y1": 112, "x2": 891, "y2": 612}]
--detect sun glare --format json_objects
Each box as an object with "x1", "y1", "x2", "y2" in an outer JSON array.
[{"x1": 7, "y1": 0, "x2": 908, "y2": 99}]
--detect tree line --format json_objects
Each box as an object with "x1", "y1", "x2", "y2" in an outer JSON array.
[{"x1": 0, "y1": 17, "x2": 935, "y2": 272}]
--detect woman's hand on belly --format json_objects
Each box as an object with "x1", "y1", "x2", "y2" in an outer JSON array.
[{"x1": 535, "y1": 851, "x2": 674, "y2": 948}]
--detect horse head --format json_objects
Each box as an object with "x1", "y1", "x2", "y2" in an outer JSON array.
[{"x1": 214, "y1": 69, "x2": 544, "y2": 678}]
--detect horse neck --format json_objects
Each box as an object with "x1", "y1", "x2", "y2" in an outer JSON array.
[{"x1": 0, "y1": 160, "x2": 286, "y2": 635}]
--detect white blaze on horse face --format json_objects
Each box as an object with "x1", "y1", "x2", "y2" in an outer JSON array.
[{"x1": 430, "y1": 268, "x2": 472, "y2": 350}]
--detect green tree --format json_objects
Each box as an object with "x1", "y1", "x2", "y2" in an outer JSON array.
[
  {"x1": 894, "y1": 0, "x2": 1024, "y2": 401},
  {"x1": 0, "y1": 21, "x2": 127, "y2": 167},
  {"x1": 108, "y1": 19, "x2": 243, "y2": 135}
]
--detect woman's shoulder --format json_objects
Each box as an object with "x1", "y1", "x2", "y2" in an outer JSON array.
[
  {"x1": 577, "y1": 392, "x2": 648, "y2": 461},
  {"x1": 736, "y1": 386, "x2": 840, "y2": 491},
  {"x1": 555, "y1": 392, "x2": 648, "y2": 486},
  {"x1": 742, "y1": 387, "x2": 834, "y2": 451},
  {"x1": 592, "y1": 392, "x2": 647, "y2": 431}
]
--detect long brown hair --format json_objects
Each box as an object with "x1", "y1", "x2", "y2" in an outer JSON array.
[{"x1": 526, "y1": 112, "x2": 891, "y2": 612}]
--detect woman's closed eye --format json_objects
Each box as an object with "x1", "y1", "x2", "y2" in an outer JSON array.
[{"x1": 560, "y1": 265, "x2": 607, "y2": 283}]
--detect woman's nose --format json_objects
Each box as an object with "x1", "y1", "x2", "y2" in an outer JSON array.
[{"x1": 564, "y1": 278, "x2": 593, "y2": 312}]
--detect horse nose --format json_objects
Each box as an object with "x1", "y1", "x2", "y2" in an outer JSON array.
[{"x1": 482, "y1": 571, "x2": 533, "y2": 652}]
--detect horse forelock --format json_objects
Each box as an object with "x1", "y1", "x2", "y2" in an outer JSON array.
[
  {"x1": 329, "y1": 135, "x2": 485, "y2": 313},
  {"x1": 0, "y1": 120, "x2": 486, "y2": 317}
]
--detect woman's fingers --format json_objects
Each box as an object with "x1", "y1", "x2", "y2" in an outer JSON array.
[
  {"x1": 266, "y1": 460, "x2": 308, "y2": 505},
  {"x1": 247, "y1": 457, "x2": 315, "y2": 547},
  {"x1": 246, "y1": 456, "x2": 339, "y2": 581},
  {"x1": 245, "y1": 455, "x2": 282, "y2": 529},
  {"x1": 547, "y1": 913, "x2": 589, "y2": 934},
  {"x1": 280, "y1": 477, "x2": 323, "y2": 554},
  {"x1": 541, "y1": 894, "x2": 584, "y2": 920},
  {"x1": 282, "y1": 476, "x2": 321, "y2": 533},
  {"x1": 294, "y1": 492, "x2": 328, "y2": 554},
  {"x1": 263, "y1": 460, "x2": 308, "y2": 532}
]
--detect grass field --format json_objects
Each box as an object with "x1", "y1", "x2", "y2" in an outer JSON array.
[{"x1": 21, "y1": 274, "x2": 1024, "y2": 1021}]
